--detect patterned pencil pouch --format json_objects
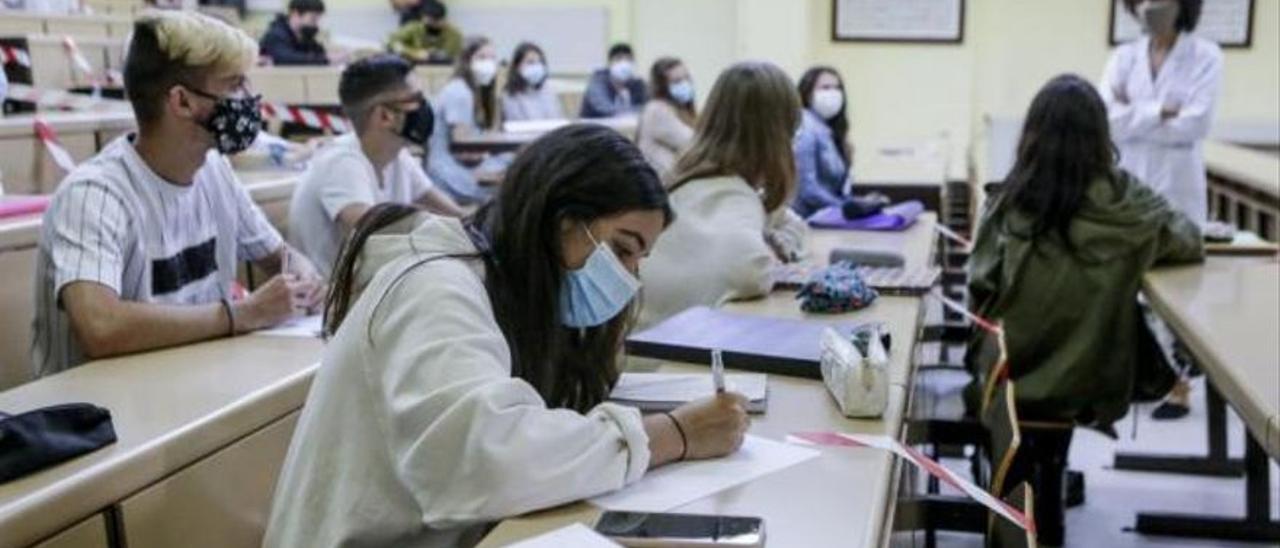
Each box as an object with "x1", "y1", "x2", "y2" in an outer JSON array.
[{"x1": 797, "y1": 260, "x2": 879, "y2": 313}]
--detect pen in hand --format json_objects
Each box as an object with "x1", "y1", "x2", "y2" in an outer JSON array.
[{"x1": 712, "y1": 348, "x2": 725, "y2": 394}]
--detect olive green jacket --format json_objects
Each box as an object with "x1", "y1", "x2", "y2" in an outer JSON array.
[
  {"x1": 387, "y1": 21, "x2": 463, "y2": 62},
  {"x1": 966, "y1": 171, "x2": 1203, "y2": 430}
]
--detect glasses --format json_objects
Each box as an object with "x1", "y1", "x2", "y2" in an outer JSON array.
[
  {"x1": 379, "y1": 92, "x2": 427, "y2": 113},
  {"x1": 181, "y1": 81, "x2": 258, "y2": 102}
]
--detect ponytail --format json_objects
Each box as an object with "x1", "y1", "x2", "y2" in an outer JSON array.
[{"x1": 323, "y1": 203, "x2": 421, "y2": 337}]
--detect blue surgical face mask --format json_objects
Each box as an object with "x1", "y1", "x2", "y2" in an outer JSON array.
[
  {"x1": 668, "y1": 79, "x2": 694, "y2": 105},
  {"x1": 560, "y1": 224, "x2": 641, "y2": 328}
]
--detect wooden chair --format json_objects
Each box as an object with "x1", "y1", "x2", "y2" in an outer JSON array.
[{"x1": 988, "y1": 482, "x2": 1037, "y2": 548}]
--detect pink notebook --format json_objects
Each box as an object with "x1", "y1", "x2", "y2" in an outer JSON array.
[{"x1": 0, "y1": 196, "x2": 51, "y2": 219}]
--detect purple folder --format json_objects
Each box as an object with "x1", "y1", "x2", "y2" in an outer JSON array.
[
  {"x1": 626, "y1": 306, "x2": 867, "y2": 379},
  {"x1": 807, "y1": 200, "x2": 925, "y2": 231}
]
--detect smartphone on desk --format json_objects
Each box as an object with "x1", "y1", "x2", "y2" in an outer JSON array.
[{"x1": 594, "y1": 511, "x2": 765, "y2": 547}]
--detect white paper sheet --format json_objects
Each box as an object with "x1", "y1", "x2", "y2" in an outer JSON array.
[
  {"x1": 590, "y1": 435, "x2": 819, "y2": 512},
  {"x1": 253, "y1": 314, "x2": 323, "y2": 338},
  {"x1": 505, "y1": 523, "x2": 620, "y2": 548},
  {"x1": 610, "y1": 373, "x2": 768, "y2": 403}
]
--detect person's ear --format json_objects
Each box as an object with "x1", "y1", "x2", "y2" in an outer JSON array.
[{"x1": 166, "y1": 85, "x2": 201, "y2": 122}]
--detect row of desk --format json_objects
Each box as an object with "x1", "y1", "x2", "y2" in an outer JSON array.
[
  {"x1": 1204, "y1": 141, "x2": 1280, "y2": 242},
  {"x1": 0, "y1": 203, "x2": 940, "y2": 547},
  {"x1": 0, "y1": 12, "x2": 133, "y2": 39}
]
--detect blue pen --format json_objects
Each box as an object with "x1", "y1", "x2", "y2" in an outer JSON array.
[{"x1": 711, "y1": 349, "x2": 725, "y2": 394}]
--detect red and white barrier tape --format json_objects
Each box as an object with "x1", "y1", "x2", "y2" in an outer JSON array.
[
  {"x1": 2, "y1": 45, "x2": 32, "y2": 68},
  {"x1": 260, "y1": 103, "x2": 349, "y2": 133},
  {"x1": 33, "y1": 118, "x2": 79, "y2": 174},
  {"x1": 930, "y1": 289, "x2": 1001, "y2": 334},
  {"x1": 789, "y1": 432, "x2": 1035, "y2": 534},
  {"x1": 5, "y1": 84, "x2": 109, "y2": 111},
  {"x1": 934, "y1": 224, "x2": 973, "y2": 251}
]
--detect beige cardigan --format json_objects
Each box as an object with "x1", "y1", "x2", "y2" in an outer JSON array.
[
  {"x1": 636, "y1": 100, "x2": 695, "y2": 180},
  {"x1": 638, "y1": 175, "x2": 808, "y2": 329}
]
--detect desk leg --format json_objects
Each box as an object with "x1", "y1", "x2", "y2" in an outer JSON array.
[
  {"x1": 1133, "y1": 434, "x2": 1280, "y2": 542},
  {"x1": 1114, "y1": 381, "x2": 1244, "y2": 477}
]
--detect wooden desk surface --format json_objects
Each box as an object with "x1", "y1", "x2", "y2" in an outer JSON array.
[
  {"x1": 0, "y1": 213, "x2": 42, "y2": 252},
  {"x1": 454, "y1": 117, "x2": 639, "y2": 149},
  {"x1": 1143, "y1": 257, "x2": 1280, "y2": 458},
  {"x1": 481, "y1": 216, "x2": 937, "y2": 548},
  {"x1": 0, "y1": 109, "x2": 135, "y2": 139},
  {"x1": 0, "y1": 336, "x2": 323, "y2": 548},
  {"x1": 854, "y1": 140, "x2": 949, "y2": 188},
  {"x1": 1204, "y1": 141, "x2": 1280, "y2": 199}
]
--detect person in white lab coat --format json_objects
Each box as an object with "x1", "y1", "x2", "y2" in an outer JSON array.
[
  {"x1": 264, "y1": 124, "x2": 751, "y2": 548},
  {"x1": 1101, "y1": 0, "x2": 1222, "y2": 420},
  {"x1": 1101, "y1": 0, "x2": 1222, "y2": 227}
]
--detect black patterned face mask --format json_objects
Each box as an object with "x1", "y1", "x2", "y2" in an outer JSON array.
[{"x1": 186, "y1": 85, "x2": 263, "y2": 155}]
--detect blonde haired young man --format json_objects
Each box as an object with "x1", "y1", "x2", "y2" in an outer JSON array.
[{"x1": 32, "y1": 11, "x2": 322, "y2": 376}]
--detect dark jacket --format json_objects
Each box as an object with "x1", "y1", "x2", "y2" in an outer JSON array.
[
  {"x1": 965, "y1": 170, "x2": 1203, "y2": 430},
  {"x1": 579, "y1": 68, "x2": 647, "y2": 118},
  {"x1": 259, "y1": 14, "x2": 328, "y2": 66}
]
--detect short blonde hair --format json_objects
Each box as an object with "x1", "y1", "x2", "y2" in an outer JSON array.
[
  {"x1": 669, "y1": 61, "x2": 801, "y2": 212},
  {"x1": 123, "y1": 10, "x2": 257, "y2": 125}
]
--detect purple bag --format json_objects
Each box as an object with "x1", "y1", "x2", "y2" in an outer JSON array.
[{"x1": 807, "y1": 200, "x2": 925, "y2": 231}]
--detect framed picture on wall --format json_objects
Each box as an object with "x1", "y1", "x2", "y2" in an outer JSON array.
[
  {"x1": 832, "y1": 0, "x2": 965, "y2": 44},
  {"x1": 1109, "y1": 0, "x2": 1254, "y2": 48}
]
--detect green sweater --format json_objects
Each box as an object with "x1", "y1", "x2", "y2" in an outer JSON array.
[
  {"x1": 387, "y1": 21, "x2": 463, "y2": 62},
  {"x1": 965, "y1": 170, "x2": 1203, "y2": 430}
]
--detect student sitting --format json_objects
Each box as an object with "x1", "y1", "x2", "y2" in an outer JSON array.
[
  {"x1": 639, "y1": 62, "x2": 808, "y2": 328},
  {"x1": 31, "y1": 11, "x2": 322, "y2": 377},
  {"x1": 288, "y1": 55, "x2": 464, "y2": 278},
  {"x1": 389, "y1": 0, "x2": 421, "y2": 26},
  {"x1": 580, "y1": 43, "x2": 647, "y2": 119},
  {"x1": 259, "y1": 0, "x2": 329, "y2": 66},
  {"x1": 502, "y1": 41, "x2": 564, "y2": 122},
  {"x1": 426, "y1": 36, "x2": 502, "y2": 205},
  {"x1": 264, "y1": 125, "x2": 750, "y2": 547},
  {"x1": 966, "y1": 74, "x2": 1202, "y2": 546},
  {"x1": 636, "y1": 57, "x2": 696, "y2": 181},
  {"x1": 387, "y1": 0, "x2": 463, "y2": 64},
  {"x1": 791, "y1": 66, "x2": 853, "y2": 218}
]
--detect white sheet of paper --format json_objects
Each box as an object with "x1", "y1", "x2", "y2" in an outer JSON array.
[
  {"x1": 505, "y1": 523, "x2": 620, "y2": 548},
  {"x1": 610, "y1": 373, "x2": 768, "y2": 402},
  {"x1": 590, "y1": 435, "x2": 818, "y2": 512},
  {"x1": 253, "y1": 314, "x2": 323, "y2": 338}
]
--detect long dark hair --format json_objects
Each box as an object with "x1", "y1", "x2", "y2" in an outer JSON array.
[
  {"x1": 325, "y1": 124, "x2": 672, "y2": 413},
  {"x1": 649, "y1": 57, "x2": 696, "y2": 126},
  {"x1": 797, "y1": 66, "x2": 851, "y2": 168},
  {"x1": 453, "y1": 35, "x2": 498, "y2": 129},
  {"x1": 1122, "y1": 0, "x2": 1203, "y2": 32},
  {"x1": 504, "y1": 41, "x2": 546, "y2": 95},
  {"x1": 1000, "y1": 74, "x2": 1118, "y2": 251}
]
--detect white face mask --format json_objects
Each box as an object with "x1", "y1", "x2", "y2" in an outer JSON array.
[
  {"x1": 519, "y1": 62, "x2": 547, "y2": 86},
  {"x1": 811, "y1": 89, "x2": 844, "y2": 120},
  {"x1": 1137, "y1": 0, "x2": 1179, "y2": 36},
  {"x1": 668, "y1": 79, "x2": 694, "y2": 105},
  {"x1": 470, "y1": 58, "x2": 498, "y2": 86},
  {"x1": 609, "y1": 60, "x2": 634, "y2": 82}
]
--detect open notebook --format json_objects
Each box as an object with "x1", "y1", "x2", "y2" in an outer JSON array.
[{"x1": 609, "y1": 372, "x2": 768, "y2": 413}]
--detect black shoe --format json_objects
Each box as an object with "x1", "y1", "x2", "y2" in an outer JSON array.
[
  {"x1": 1066, "y1": 470, "x2": 1085, "y2": 508},
  {"x1": 1152, "y1": 401, "x2": 1190, "y2": 420}
]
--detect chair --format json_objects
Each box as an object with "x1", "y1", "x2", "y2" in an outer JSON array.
[{"x1": 988, "y1": 482, "x2": 1037, "y2": 548}]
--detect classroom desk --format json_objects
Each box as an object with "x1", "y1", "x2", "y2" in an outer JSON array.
[
  {"x1": 0, "y1": 335, "x2": 323, "y2": 548},
  {"x1": 0, "y1": 13, "x2": 132, "y2": 39},
  {"x1": 450, "y1": 116, "x2": 640, "y2": 154},
  {"x1": 480, "y1": 215, "x2": 938, "y2": 548},
  {"x1": 0, "y1": 109, "x2": 135, "y2": 195},
  {"x1": 1205, "y1": 141, "x2": 1280, "y2": 241},
  {"x1": 854, "y1": 140, "x2": 950, "y2": 212},
  {"x1": 1125, "y1": 257, "x2": 1280, "y2": 542}
]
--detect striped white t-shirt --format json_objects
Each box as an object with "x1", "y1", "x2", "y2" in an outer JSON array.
[{"x1": 31, "y1": 134, "x2": 283, "y2": 376}]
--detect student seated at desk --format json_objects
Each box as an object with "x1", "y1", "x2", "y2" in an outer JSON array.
[
  {"x1": 264, "y1": 125, "x2": 750, "y2": 547},
  {"x1": 426, "y1": 36, "x2": 502, "y2": 205},
  {"x1": 31, "y1": 11, "x2": 323, "y2": 377},
  {"x1": 501, "y1": 41, "x2": 564, "y2": 122},
  {"x1": 791, "y1": 66, "x2": 853, "y2": 218},
  {"x1": 966, "y1": 74, "x2": 1202, "y2": 546},
  {"x1": 259, "y1": 0, "x2": 329, "y2": 66},
  {"x1": 289, "y1": 55, "x2": 464, "y2": 277},
  {"x1": 636, "y1": 57, "x2": 697, "y2": 181},
  {"x1": 387, "y1": 0, "x2": 463, "y2": 64},
  {"x1": 580, "y1": 43, "x2": 647, "y2": 119},
  {"x1": 639, "y1": 62, "x2": 808, "y2": 329}
]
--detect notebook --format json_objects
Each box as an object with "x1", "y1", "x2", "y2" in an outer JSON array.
[
  {"x1": 610, "y1": 372, "x2": 768, "y2": 413},
  {"x1": 626, "y1": 306, "x2": 866, "y2": 379}
]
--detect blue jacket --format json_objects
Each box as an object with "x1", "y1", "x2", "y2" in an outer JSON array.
[
  {"x1": 259, "y1": 15, "x2": 328, "y2": 66},
  {"x1": 791, "y1": 109, "x2": 850, "y2": 218},
  {"x1": 579, "y1": 68, "x2": 647, "y2": 118}
]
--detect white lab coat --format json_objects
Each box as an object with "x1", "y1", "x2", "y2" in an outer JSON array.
[
  {"x1": 264, "y1": 215, "x2": 651, "y2": 548},
  {"x1": 1101, "y1": 33, "x2": 1223, "y2": 226}
]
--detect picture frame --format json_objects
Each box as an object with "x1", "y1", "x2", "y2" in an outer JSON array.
[
  {"x1": 1109, "y1": 0, "x2": 1254, "y2": 48},
  {"x1": 831, "y1": 0, "x2": 966, "y2": 44}
]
